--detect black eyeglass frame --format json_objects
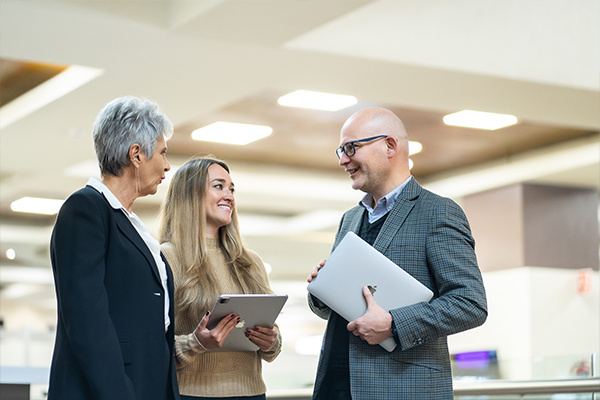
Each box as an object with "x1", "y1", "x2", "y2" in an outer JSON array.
[{"x1": 335, "y1": 135, "x2": 388, "y2": 159}]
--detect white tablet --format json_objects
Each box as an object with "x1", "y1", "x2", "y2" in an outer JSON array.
[{"x1": 206, "y1": 294, "x2": 288, "y2": 352}]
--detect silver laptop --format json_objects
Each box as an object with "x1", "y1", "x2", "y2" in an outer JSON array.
[
  {"x1": 307, "y1": 231, "x2": 433, "y2": 352},
  {"x1": 206, "y1": 294, "x2": 288, "y2": 352}
]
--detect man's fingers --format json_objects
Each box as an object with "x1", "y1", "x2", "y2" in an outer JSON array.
[
  {"x1": 347, "y1": 320, "x2": 356, "y2": 332},
  {"x1": 307, "y1": 259, "x2": 327, "y2": 282},
  {"x1": 362, "y1": 286, "x2": 376, "y2": 307}
]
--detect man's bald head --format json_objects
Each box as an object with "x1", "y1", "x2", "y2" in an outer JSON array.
[
  {"x1": 342, "y1": 107, "x2": 408, "y2": 143},
  {"x1": 339, "y1": 107, "x2": 411, "y2": 201}
]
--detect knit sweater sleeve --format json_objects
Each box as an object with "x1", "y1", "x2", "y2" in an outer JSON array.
[
  {"x1": 161, "y1": 242, "x2": 209, "y2": 369},
  {"x1": 248, "y1": 250, "x2": 283, "y2": 363},
  {"x1": 174, "y1": 332, "x2": 208, "y2": 369}
]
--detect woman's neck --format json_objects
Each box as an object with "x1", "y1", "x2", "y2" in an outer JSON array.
[
  {"x1": 204, "y1": 226, "x2": 220, "y2": 239},
  {"x1": 102, "y1": 172, "x2": 137, "y2": 213}
]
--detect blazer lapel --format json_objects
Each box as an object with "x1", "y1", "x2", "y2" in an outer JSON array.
[
  {"x1": 346, "y1": 208, "x2": 363, "y2": 235},
  {"x1": 115, "y1": 211, "x2": 161, "y2": 284},
  {"x1": 334, "y1": 206, "x2": 365, "y2": 249},
  {"x1": 373, "y1": 178, "x2": 421, "y2": 253}
]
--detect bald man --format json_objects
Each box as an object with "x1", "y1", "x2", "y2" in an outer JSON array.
[{"x1": 307, "y1": 108, "x2": 488, "y2": 400}]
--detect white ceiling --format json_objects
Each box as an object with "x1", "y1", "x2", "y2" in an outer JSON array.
[{"x1": 0, "y1": 0, "x2": 598, "y2": 322}]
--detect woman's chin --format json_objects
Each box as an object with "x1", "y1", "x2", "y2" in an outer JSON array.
[{"x1": 139, "y1": 187, "x2": 158, "y2": 197}]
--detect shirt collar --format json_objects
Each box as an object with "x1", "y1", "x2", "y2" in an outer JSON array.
[
  {"x1": 360, "y1": 175, "x2": 412, "y2": 212},
  {"x1": 87, "y1": 177, "x2": 130, "y2": 215}
]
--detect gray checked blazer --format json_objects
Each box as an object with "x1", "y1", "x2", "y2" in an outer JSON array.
[{"x1": 309, "y1": 177, "x2": 488, "y2": 400}]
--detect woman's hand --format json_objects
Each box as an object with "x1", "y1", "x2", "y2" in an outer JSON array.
[
  {"x1": 194, "y1": 311, "x2": 239, "y2": 349},
  {"x1": 245, "y1": 325, "x2": 278, "y2": 351}
]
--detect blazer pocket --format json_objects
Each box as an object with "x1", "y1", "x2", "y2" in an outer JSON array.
[
  {"x1": 120, "y1": 340, "x2": 132, "y2": 365},
  {"x1": 390, "y1": 344, "x2": 444, "y2": 372}
]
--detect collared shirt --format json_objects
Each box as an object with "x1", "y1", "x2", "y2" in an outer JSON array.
[
  {"x1": 360, "y1": 176, "x2": 412, "y2": 223},
  {"x1": 87, "y1": 177, "x2": 171, "y2": 331}
]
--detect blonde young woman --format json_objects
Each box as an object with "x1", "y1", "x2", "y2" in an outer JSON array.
[{"x1": 159, "y1": 156, "x2": 281, "y2": 400}]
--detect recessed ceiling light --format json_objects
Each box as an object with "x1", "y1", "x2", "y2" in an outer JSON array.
[
  {"x1": 443, "y1": 110, "x2": 518, "y2": 130},
  {"x1": 277, "y1": 90, "x2": 358, "y2": 111},
  {"x1": 191, "y1": 122, "x2": 273, "y2": 145},
  {"x1": 10, "y1": 196, "x2": 64, "y2": 215},
  {"x1": 295, "y1": 334, "x2": 323, "y2": 355},
  {"x1": 6, "y1": 248, "x2": 16, "y2": 260},
  {"x1": 263, "y1": 263, "x2": 272, "y2": 274},
  {"x1": 0, "y1": 267, "x2": 54, "y2": 284},
  {"x1": 408, "y1": 141, "x2": 422, "y2": 156}
]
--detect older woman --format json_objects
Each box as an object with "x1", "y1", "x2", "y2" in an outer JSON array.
[
  {"x1": 48, "y1": 96, "x2": 179, "y2": 400},
  {"x1": 159, "y1": 156, "x2": 281, "y2": 400}
]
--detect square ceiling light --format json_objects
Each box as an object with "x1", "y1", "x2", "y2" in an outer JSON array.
[
  {"x1": 443, "y1": 110, "x2": 518, "y2": 130},
  {"x1": 191, "y1": 121, "x2": 273, "y2": 145},
  {"x1": 10, "y1": 196, "x2": 64, "y2": 215},
  {"x1": 277, "y1": 90, "x2": 357, "y2": 111}
]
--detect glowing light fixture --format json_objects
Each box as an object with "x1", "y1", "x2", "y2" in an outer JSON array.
[
  {"x1": 408, "y1": 141, "x2": 422, "y2": 156},
  {"x1": 277, "y1": 90, "x2": 357, "y2": 111},
  {"x1": 408, "y1": 159, "x2": 414, "y2": 170},
  {"x1": 10, "y1": 196, "x2": 64, "y2": 215},
  {"x1": 192, "y1": 122, "x2": 273, "y2": 145},
  {"x1": 6, "y1": 248, "x2": 16, "y2": 260},
  {"x1": 0, "y1": 65, "x2": 104, "y2": 130},
  {"x1": 295, "y1": 335, "x2": 323, "y2": 355},
  {"x1": 263, "y1": 263, "x2": 272, "y2": 274},
  {"x1": 443, "y1": 110, "x2": 518, "y2": 130}
]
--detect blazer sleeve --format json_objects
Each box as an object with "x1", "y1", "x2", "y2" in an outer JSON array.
[
  {"x1": 307, "y1": 209, "x2": 354, "y2": 321},
  {"x1": 51, "y1": 191, "x2": 136, "y2": 398},
  {"x1": 390, "y1": 196, "x2": 488, "y2": 352}
]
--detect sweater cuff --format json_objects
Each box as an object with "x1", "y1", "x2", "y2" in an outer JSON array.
[
  {"x1": 175, "y1": 332, "x2": 207, "y2": 368},
  {"x1": 258, "y1": 325, "x2": 282, "y2": 363}
]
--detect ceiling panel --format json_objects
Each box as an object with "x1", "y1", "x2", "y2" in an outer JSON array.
[{"x1": 0, "y1": 0, "x2": 598, "y2": 317}]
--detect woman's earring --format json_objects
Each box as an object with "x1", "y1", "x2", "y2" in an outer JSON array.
[
  {"x1": 132, "y1": 159, "x2": 140, "y2": 194},
  {"x1": 135, "y1": 167, "x2": 140, "y2": 194}
]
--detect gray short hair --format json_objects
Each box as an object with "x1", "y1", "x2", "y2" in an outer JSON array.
[{"x1": 92, "y1": 96, "x2": 173, "y2": 177}]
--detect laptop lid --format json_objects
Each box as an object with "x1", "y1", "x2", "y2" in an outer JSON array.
[
  {"x1": 307, "y1": 231, "x2": 433, "y2": 352},
  {"x1": 207, "y1": 294, "x2": 288, "y2": 352}
]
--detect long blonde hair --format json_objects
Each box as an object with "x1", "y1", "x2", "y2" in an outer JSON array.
[{"x1": 159, "y1": 156, "x2": 271, "y2": 317}]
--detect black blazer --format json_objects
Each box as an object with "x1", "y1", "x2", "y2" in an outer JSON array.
[{"x1": 48, "y1": 186, "x2": 179, "y2": 400}]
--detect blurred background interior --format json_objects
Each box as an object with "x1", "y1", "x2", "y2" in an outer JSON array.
[{"x1": 0, "y1": 1, "x2": 598, "y2": 399}]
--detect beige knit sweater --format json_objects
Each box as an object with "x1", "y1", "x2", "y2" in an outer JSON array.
[{"x1": 161, "y1": 239, "x2": 282, "y2": 398}]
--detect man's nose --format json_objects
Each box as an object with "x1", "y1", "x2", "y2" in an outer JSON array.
[{"x1": 338, "y1": 151, "x2": 350, "y2": 166}]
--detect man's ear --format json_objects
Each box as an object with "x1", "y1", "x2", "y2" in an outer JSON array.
[{"x1": 385, "y1": 136, "x2": 398, "y2": 159}]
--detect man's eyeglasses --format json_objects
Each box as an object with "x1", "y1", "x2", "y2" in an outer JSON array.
[{"x1": 335, "y1": 135, "x2": 388, "y2": 159}]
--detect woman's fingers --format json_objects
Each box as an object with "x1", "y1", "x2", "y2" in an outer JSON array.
[{"x1": 245, "y1": 325, "x2": 278, "y2": 351}]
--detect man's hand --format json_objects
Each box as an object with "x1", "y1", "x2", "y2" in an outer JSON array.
[
  {"x1": 307, "y1": 259, "x2": 326, "y2": 283},
  {"x1": 346, "y1": 286, "x2": 394, "y2": 345}
]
